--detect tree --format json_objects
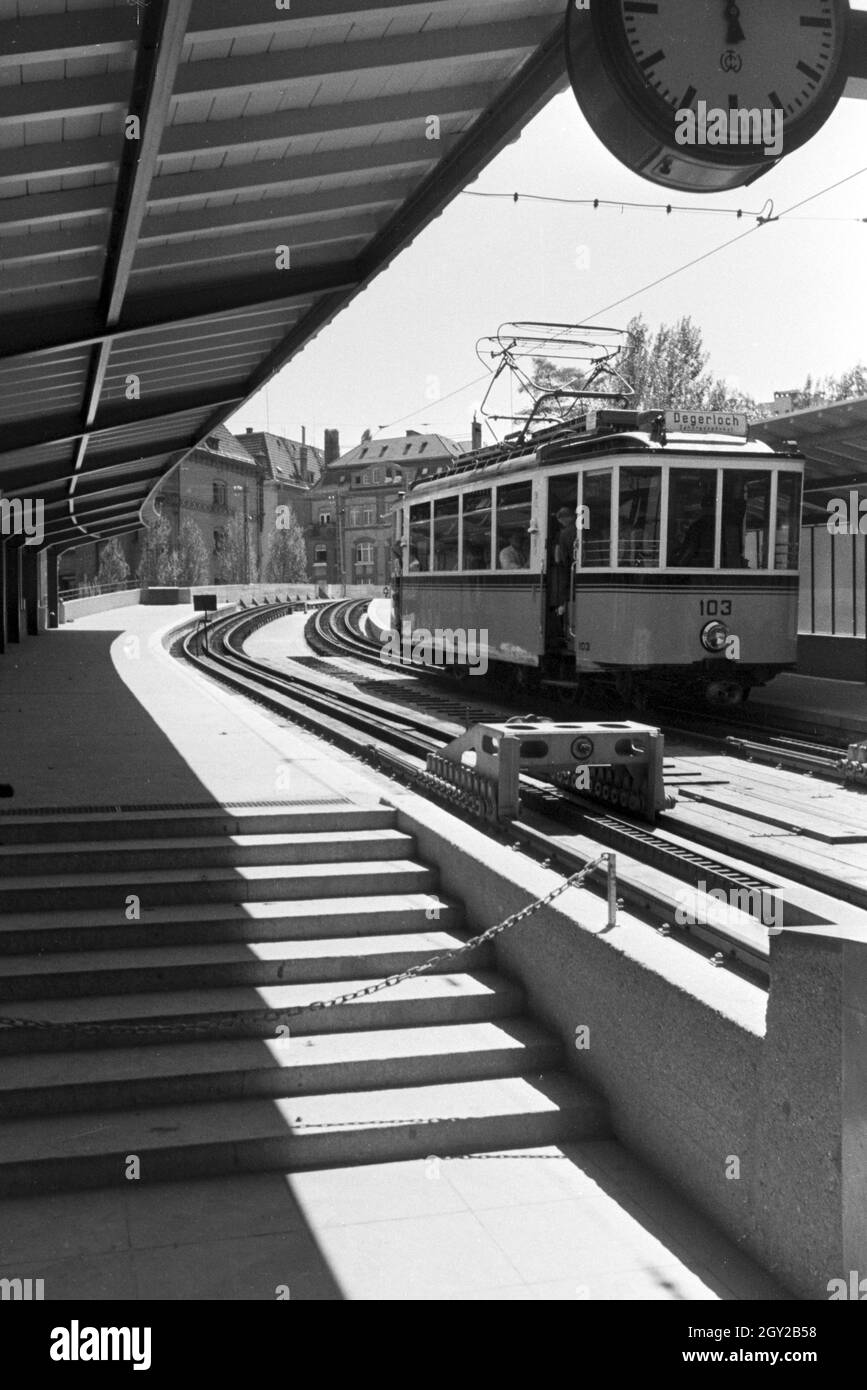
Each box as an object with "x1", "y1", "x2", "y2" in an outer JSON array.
[
  {"x1": 218, "y1": 514, "x2": 254, "y2": 583},
  {"x1": 96, "y1": 536, "x2": 130, "y2": 588},
  {"x1": 610, "y1": 314, "x2": 757, "y2": 414},
  {"x1": 264, "y1": 505, "x2": 308, "y2": 582},
  {"x1": 521, "y1": 314, "x2": 757, "y2": 420},
  {"x1": 788, "y1": 363, "x2": 867, "y2": 411},
  {"x1": 174, "y1": 518, "x2": 210, "y2": 585},
  {"x1": 137, "y1": 512, "x2": 175, "y2": 585}
]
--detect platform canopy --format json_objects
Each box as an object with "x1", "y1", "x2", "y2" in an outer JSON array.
[
  {"x1": 751, "y1": 397, "x2": 867, "y2": 518},
  {"x1": 0, "y1": 0, "x2": 567, "y2": 548}
]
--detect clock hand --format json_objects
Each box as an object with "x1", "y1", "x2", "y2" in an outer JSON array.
[{"x1": 724, "y1": 1, "x2": 745, "y2": 45}]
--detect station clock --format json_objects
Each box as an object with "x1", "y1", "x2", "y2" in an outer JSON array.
[{"x1": 565, "y1": 0, "x2": 851, "y2": 192}]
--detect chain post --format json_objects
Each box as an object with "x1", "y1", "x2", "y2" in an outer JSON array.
[{"x1": 606, "y1": 852, "x2": 618, "y2": 930}]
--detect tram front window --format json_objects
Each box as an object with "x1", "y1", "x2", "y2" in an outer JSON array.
[
  {"x1": 580, "y1": 471, "x2": 611, "y2": 567},
  {"x1": 667, "y1": 469, "x2": 717, "y2": 568},
  {"x1": 618, "y1": 466, "x2": 661, "y2": 567},
  {"x1": 775, "y1": 472, "x2": 802, "y2": 570},
  {"x1": 721, "y1": 471, "x2": 771, "y2": 569}
]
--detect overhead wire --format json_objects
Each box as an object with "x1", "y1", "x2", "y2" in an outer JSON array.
[{"x1": 371, "y1": 163, "x2": 867, "y2": 433}]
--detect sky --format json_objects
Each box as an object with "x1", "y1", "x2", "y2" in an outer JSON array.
[{"x1": 227, "y1": 10, "x2": 867, "y2": 454}]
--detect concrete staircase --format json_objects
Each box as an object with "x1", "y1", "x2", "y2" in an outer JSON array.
[{"x1": 0, "y1": 805, "x2": 608, "y2": 1195}]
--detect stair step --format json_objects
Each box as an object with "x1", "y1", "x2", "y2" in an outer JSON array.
[
  {"x1": 0, "y1": 829, "x2": 416, "y2": 877},
  {"x1": 0, "y1": 931, "x2": 491, "y2": 1000},
  {"x1": 0, "y1": 893, "x2": 462, "y2": 954},
  {"x1": 0, "y1": 805, "x2": 395, "y2": 845},
  {"x1": 0, "y1": 1019, "x2": 562, "y2": 1117},
  {"x1": 0, "y1": 970, "x2": 524, "y2": 1054},
  {"x1": 0, "y1": 859, "x2": 437, "y2": 911},
  {"x1": 0, "y1": 1072, "x2": 609, "y2": 1194}
]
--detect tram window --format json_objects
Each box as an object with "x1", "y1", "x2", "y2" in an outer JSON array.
[
  {"x1": 667, "y1": 469, "x2": 716, "y2": 568},
  {"x1": 721, "y1": 471, "x2": 770, "y2": 569},
  {"x1": 496, "y1": 481, "x2": 532, "y2": 569},
  {"x1": 618, "y1": 467, "x2": 661, "y2": 567},
  {"x1": 433, "y1": 495, "x2": 460, "y2": 571},
  {"x1": 580, "y1": 471, "x2": 611, "y2": 567},
  {"x1": 775, "y1": 472, "x2": 802, "y2": 570},
  {"x1": 462, "y1": 488, "x2": 492, "y2": 570},
  {"x1": 408, "y1": 501, "x2": 431, "y2": 572}
]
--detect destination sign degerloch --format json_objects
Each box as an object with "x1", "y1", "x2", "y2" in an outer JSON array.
[{"x1": 665, "y1": 410, "x2": 747, "y2": 437}]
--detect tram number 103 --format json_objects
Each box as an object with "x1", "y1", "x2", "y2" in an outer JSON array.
[{"x1": 699, "y1": 600, "x2": 732, "y2": 617}]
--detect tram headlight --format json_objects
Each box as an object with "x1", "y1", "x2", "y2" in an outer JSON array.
[{"x1": 700, "y1": 620, "x2": 729, "y2": 653}]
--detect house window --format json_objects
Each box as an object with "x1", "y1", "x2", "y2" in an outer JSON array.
[
  {"x1": 348, "y1": 507, "x2": 362, "y2": 526},
  {"x1": 206, "y1": 435, "x2": 221, "y2": 450},
  {"x1": 362, "y1": 506, "x2": 376, "y2": 526},
  {"x1": 318, "y1": 511, "x2": 331, "y2": 524},
  {"x1": 360, "y1": 448, "x2": 368, "y2": 458},
  {"x1": 355, "y1": 543, "x2": 374, "y2": 565},
  {"x1": 213, "y1": 481, "x2": 227, "y2": 508},
  {"x1": 418, "y1": 441, "x2": 428, "y2": 452},
  {"x1": 360, "y1": 471, "x2": 372, "y2": 486},
  {"x1": 314, "y1": 545, "x2": 327, "y2": 565},
  {"x1": 213, "y1": 529, "x2": 224, "y2": 553},
  {"x1": 403, "y1": 444, "x2": 413, "y2": 455}
]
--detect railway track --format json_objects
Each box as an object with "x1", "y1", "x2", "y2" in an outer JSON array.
[
  {"x1": 309, "y1": 598, "x2": 859, "y2": 784},
  {"x1": 172, "y1": 599, "x2": 867, "y2": 987}
]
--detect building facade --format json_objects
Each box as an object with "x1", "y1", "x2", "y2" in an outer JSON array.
[
  {"x1": 307, "y1": 430, "x2": 467, "y2": 588},
  {"x1": 58, "y1": 426, "x2": 323, "y2": 590}
]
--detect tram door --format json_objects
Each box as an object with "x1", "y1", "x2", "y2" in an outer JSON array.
[
  {"x1": 573, "y1": 469, "x2": 613, "y2": 666},
  {"x1": 544, "y1": 474, "x2": 579, "y2": 651}
]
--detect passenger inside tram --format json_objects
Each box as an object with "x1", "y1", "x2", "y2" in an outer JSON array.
[{"x1": 499, "y1": 530, "x2": 528, "y2": 569}]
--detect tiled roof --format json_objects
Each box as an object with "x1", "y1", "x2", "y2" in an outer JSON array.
[
  {"x1": 193, "y1": 423, "x2": 257, "y2": 466},
  {"x1": 331, "y1": 433, "x2": 463, "y2": 468},
  {"x1": 237, "y1": 431, "x2": 324, "y2": 486}
]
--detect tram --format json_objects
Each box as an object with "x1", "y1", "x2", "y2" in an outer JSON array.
[{"x1": 393, "y1": 405, "x2": 804, "y2": 706}]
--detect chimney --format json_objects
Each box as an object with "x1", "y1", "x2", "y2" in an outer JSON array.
[
  {"x1": 299, "y1": 424, "x2": 308, "y2": 482},
  {"x1": 324, "y1": 428, "x2": 340, "y2": 465},
  {"x1": 471, "y1": 416, "x2": 482, "y2": 451},
  {"x1": 246, "y1": 426, "x2": 253, "y2": 433}
]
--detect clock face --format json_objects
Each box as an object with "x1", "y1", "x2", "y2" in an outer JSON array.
[
  {"x1": 617, "y1": 0, "x2": 842, "y2": 124},
  {"x1": 565, "y1": 0, "x2": 849, "y2": 191}
]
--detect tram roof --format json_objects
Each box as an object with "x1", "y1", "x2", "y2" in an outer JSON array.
[
  {"x1": 0, "y1": 0, "x2": 567, "y2": 550},
  {"x1": 750, "y1": 396, "x2": 867, "y2": 501},
  {"x1": 407, "y1": 424, "x2": 793, "y2": 498}
]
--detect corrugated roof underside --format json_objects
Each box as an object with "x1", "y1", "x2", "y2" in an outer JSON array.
[
  {"x1": 0, "y1": 0, "x2": 566, "y2": 545},
  {"x1": 752, "y1": 398, "x2": 867, "y2": 488}
]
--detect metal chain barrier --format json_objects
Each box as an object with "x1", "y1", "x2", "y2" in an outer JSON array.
[{"x1": 0, "y1": 855, "x2": 608, "y2": 1040}]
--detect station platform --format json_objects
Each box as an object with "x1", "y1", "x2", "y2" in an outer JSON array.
[
  {"x1": 0, "y1": 604, "x2": 377, "y2": 811},
  {"x1": 0, "y1": 604, "x2": 788, "y2": 1300}
]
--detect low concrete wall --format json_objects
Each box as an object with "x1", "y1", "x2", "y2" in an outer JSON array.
[
  {"x1": 389, "y1": 789, "x2": 866, "y2": 1299},
  {"x1": 60, "y1": 589, "x2": 142, "y2": 622}
]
